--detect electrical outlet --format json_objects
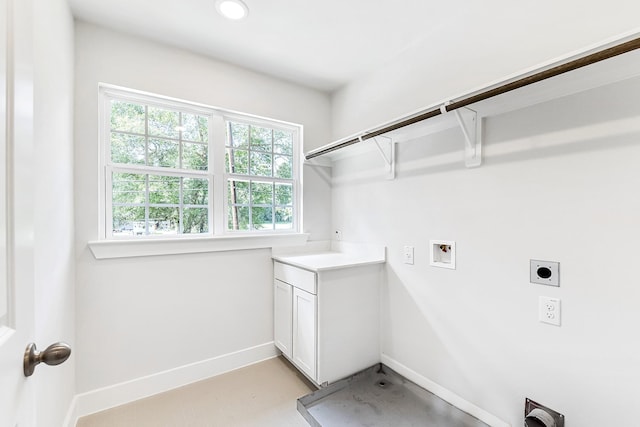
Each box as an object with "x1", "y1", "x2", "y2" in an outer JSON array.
[
  {"x1": 335, "y1": 230, "x2": 342, "y2": 241},
  {"x1": 539, "y1": 296, "x2": 561, "y2": 326},
  {"x1": 403, "y1": 246, "x2": 414, "y2": 265}
]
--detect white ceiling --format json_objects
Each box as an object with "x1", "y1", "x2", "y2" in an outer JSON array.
[{"x1": 68, "y1": 0, "x2": 640, "y2": 92}]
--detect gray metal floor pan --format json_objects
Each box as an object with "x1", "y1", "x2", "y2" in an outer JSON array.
[{"x1": 297, "y1": 364, "x2": 490, "y2": 427}]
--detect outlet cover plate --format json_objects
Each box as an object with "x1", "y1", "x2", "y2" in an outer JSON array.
[
  {"x1": 403, "y1": 246, "x2": 414, "y2": 265},
  {"x1": 539, "y1": 296, "x2": 561, "y2": 326},
  {"x1": 530, "y1": 260, "x2": 559, "y2": 286}
]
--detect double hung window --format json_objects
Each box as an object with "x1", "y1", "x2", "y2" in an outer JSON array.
[
  {"x1": 225, "y1": 121, "x2": 295, "y2": 231},
  {"x1": 99, "y1": 86, "x2": 300, "y2": 239}
]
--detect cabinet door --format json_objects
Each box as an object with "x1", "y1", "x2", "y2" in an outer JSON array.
[
  {"x1": 274, "y1": 280, "x2": 293, "y2": 359},
  {"x1": 292, "y1": 287, "x2": 317, "y2": 381}
]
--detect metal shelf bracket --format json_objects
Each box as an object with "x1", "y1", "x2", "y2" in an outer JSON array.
[
  {"x1": 452, "y1": 106, "x2": 482, "y2": 168},
  {"x1": 361, "y1": 135, "x2": 396, "y2": 179}
]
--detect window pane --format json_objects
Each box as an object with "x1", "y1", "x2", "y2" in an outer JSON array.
[
  {"x1": 228, "y1": 180, "x2": 249, "y2": 205},
  {"x1": 252, "y1": 207, "x2": 273, "y2": 230},
  {"x1": 111, "y1": 133, "x2": 145, "y2": 165},
  {"x1": 148, "y1": 138, "x2": 179, "y2": 168},
  {"x1": 250, "y1": 126, "x2": 272, "y2": 152},
  {"x1": 147, "y1": 218, "x2": 175, "y2": 235},
  {"x1": 112, "y1": 206, "x2": 145, "y2": 236},
  {"x1": 148, "y1": 207, "x2": 179, "y2": 235},
  {"x1": 183, "y1": 208, "x2": 209, "y2": 234},
  {"x1": 274, "y1": 155, "x2": 292, "y2": 179},
  {"x1": 275, "y1": 183, "x2": 292, "y2": 205},
  {"x1": 182, "y1": 114, "x2": 208, "y2": 143},
  {"x1": 250, "y1": 152, "x2": 272, "y2": 177},
  {"x1": 226, "y1": 149, "x2": 248, "y2": 174},
  {"x1": 111, "y1": 100, "x2": 145, "y2": 134},
  {"x1": 148, "y1": 175, "x2": 179, "y2": 204},
  {"x1": 184, "y1": 178, "x2": 209, "y2": 205},
  {"x1": 251, "y1": 182, "x2": 273, "y2": 205},
  {"x1": 228, "y1": 205, "x2": 249, "y2": 230},
  {"x1": 112, "y1": 173, "x2": 146, "y2": 204},
  {"x1": 274, "y1": 130, "x2": 293, "y2": 155},
  {"x1": 183, "y1": 142, "x2": 208, "y2": 171},
  {"x1": 229, "y1": 122, "x2": 249, "y2": 148},
  {"x1": 275, "y1": 207, "x2": 293, "y2": 229},
  {"x1": 148, "y1": 106, "x2": 179, "y2": 139}
]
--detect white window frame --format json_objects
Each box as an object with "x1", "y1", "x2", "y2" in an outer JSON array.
[
  {"x1": 221, "y1": 113, "x2": 301, "y2": 234},
  {"x1": 97, "y1": 84, "x2": 303, "y2": 245}
]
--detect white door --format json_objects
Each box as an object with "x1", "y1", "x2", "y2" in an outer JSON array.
[
  {"x1": 292, "y1": 287, "x2": 316, "y2": 381},
  {"x1": 0, "y1": 0, "x2": 36, "y2": 425},
  {"x1": 274, "y1": 279, "x2": 293, "y2": 358}
]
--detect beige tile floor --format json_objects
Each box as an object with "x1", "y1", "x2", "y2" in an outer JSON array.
[{"x1": 77, "y1": 356, "x2": 315, "y2": 427}]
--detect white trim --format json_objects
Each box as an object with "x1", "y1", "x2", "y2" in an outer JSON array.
[
  {"x1": 381, "y1": 354, "x2": 511, "y2": 427},
  {"x1": 110, "y1": 164, "x2": 210, "y2": 178},
  {"x1": 0, "y1": 326, "x2": 14, "y2": 346},
  {"x1": 62, "y1": 395, "x2": 79, "y2": 427},
  {"x1": 221, "y1": 111, "x2": 301, "y2": 134},
  {"x1": 88, "y1": 232, "x2": 309, "y2": 259},
  {"x1": 212, "y1": 115, "x2": 226, "y2": 234},
  {"x1": 100, "y1": 83, "x2": 302, "y2": 129},
  {"x1": 64, "y1": 342, "x2": 279, "y2": 426},
  {"x1": 101, "y1": 87, "x2": 215, "y2": 116}
]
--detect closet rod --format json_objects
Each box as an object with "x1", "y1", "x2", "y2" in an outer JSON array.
[{"x1": 306, "y1": 36, "x2": 640, "y2": 160}]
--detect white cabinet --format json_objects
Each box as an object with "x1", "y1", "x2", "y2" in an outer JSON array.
[{"x1": 273, "y1": 260, "x2": 380, "y2": 386}]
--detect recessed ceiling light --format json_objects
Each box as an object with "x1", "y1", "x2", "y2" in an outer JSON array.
[{"x1": 216, "y1": 0, "x2": 249, "y2": 20}]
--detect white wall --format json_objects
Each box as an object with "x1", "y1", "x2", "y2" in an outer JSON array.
[
  {"x1": 33, "y1": 0, "x2": 76, "y2": 425},
  {"x1": 330, "y1": 76, "x2": 640, "y2": 426},
  {"x1": 74, "y1": 22, "x2": 332, "y2": 395}
]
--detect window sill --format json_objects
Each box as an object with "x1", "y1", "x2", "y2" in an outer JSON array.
[{"x1": 88, "y1": 233, "x2": 310, "y2": 260}]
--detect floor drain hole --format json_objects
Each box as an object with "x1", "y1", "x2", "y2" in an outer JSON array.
[{"x1": 378, "y1": 381, "x2": 387, "y2": 387}]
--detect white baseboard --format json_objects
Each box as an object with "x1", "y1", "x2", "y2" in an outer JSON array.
[
  {"x1": 380, "y1": 354, "x2": 511, "y2": 427},
  {"x1": 64, "y1": 342, "x2": 278, "y2": 427}
]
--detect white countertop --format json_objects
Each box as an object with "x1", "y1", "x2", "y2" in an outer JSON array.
[{"x1": 272, "y1": 242, "x2": 386, "y2": 272}]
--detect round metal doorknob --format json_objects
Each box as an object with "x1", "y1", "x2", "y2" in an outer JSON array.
[{"x1": 23, "y1": 342, "x2": 72, "y2": 377}]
